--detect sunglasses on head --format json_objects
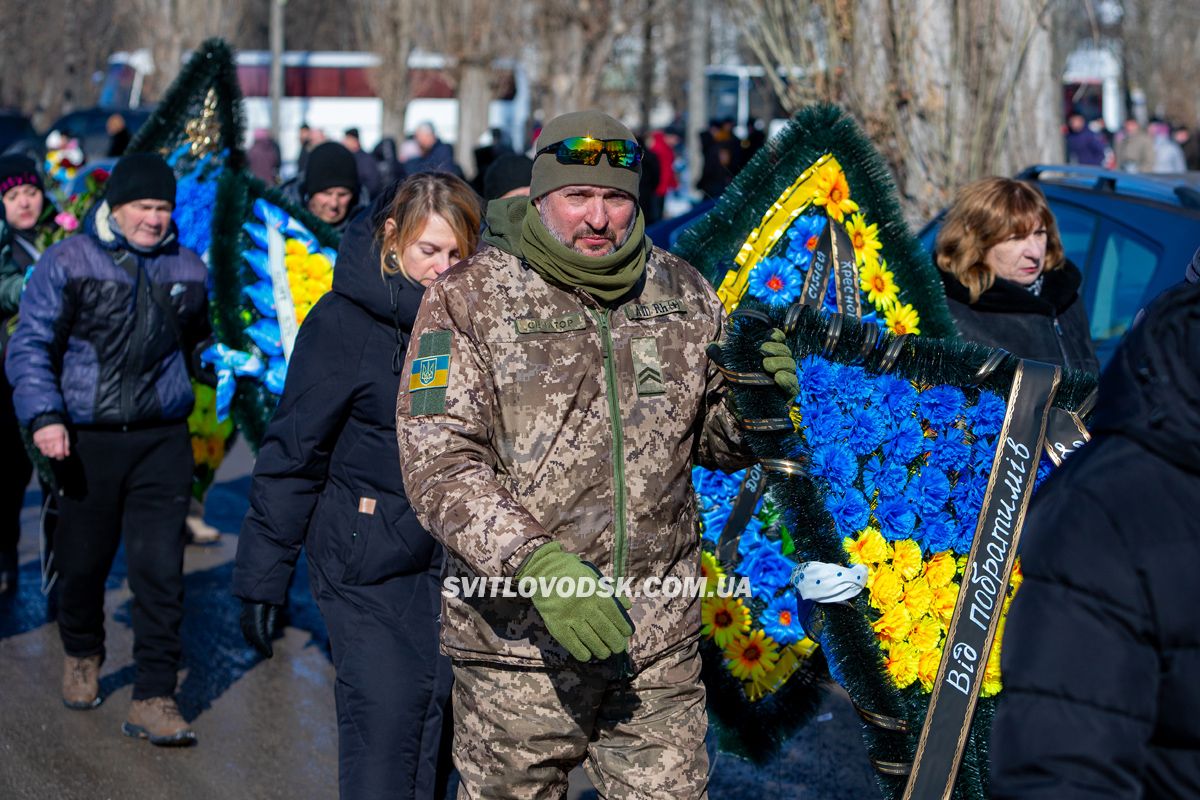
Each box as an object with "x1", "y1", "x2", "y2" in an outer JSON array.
[{"x1": 534, "y1": 136, "x2": 643, "y2": 169}]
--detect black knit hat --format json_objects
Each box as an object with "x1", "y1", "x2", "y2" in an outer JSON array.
[
  {"x1": 0, "y1": 154, "x2": 43, "y2": 196},
  {"x1": 106, "y1": 152, "x2": 176, "y2": 207},
  {"x1": 483, "y1": 154, "x2": 534, "y2": 201},
  {"x1": 303, "y1": 142, "x2": 360, "y2": 197}
]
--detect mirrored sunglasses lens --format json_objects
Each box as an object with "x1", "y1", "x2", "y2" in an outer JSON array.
[
  {"x1": 604, "y1": 140, "x2": 640, "y2": 167},
  {"x1": 558, "y1": 137, "x2": 604, "y2": 165}
]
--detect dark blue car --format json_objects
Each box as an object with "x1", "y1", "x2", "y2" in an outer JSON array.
[{"x1": 918, "y1": 166, "x2": 1200, "y2": 366}]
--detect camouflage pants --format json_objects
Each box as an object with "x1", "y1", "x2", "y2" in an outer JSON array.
[{"x1": 452, "y1": 641, "x2": 709, "y2": 799}]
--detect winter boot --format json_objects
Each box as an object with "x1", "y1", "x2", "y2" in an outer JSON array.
[
  {"x1": 185, "y1": 498, "x2": 220, "y2": 545},
  {"x1": 122, "y1": 696, "x2": 197, "y2": 746},
  {"x1": 62, "y1": 654, "x2": 103, "y2": 709}
]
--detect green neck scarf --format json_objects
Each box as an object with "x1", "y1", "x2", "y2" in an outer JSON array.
[{"x1": 517, "y1": 200, "x2": 648, "y2": 303}]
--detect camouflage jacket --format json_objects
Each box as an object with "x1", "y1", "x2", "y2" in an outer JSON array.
[{"x1": 396, "y1": 244, "x2": 753, "y2": 669}]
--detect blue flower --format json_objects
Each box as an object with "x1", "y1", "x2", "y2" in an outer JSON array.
[
  {"x1": 951, "y1": 474, "x2": 987, "y2": 523},
  {"x1": 967, "y1": 391, "x2": 1006, "y2": 437},
  {"x1": 762, "y1": 593, "x2": 806, "y2": 646},
  {"x1": 825, "y1": 488, "x2": 871, "y2": 536},
  {"x1": 798, "y1": 355, "x2": 839, "y2": 405},
  {"x1": 875, "y1": 495, "x2": 917, "y2": 541},
  {"x1": 737, "y1": 523, "x2": 774, "y2": 560},
  {"x1": 810, "y1": 442, "x2": 858, "y2": 493},
  {"x1": 833, "y1": 364, "x2": 874, "y2": 408},
  {"x1": 928, "y1": 434, "x2": 972, "y2": 473},
  {"x1": 953, "y1": 514, "x2": 978, "y2": 553},
  {"x1": 1034, "y1": 454, "x2": 1054, "y2": 490},
  {"x1": 871, "y1": 374, "x2": 920, "y2": 418},
  {"x1": 786, "y1": 214, "x2": 827, "y2": 266},
  {"x1": 847, "y1": 406, "x2": 887, "y2": 456},
  {"x1": 741, "y1": 546, "x2": 796, "y2": 601},
  {"x1": 919, "y1": 385, "x2": 966, "y2": 430},
  {"x1": 906, "y1": 468, "x2": 951, "y2": 516},
  {"x1": 863, "y1": 456, "x2": 910, "y2": 499},
  {"x1": 799, "y1": 399, "x2": 851, "y2": 448},
  {"x1": 748, "y1": 259, "x2": 805, "y2": 307},
  {"x1": 971, "y1": 438, "x2": 997, "y2": 474},
  {"x1": 921, "y1": 511, "x2": 957, "y2": 554},
  {"x1": 882, "y1": 418, "x2": 927, "y2": 464}
]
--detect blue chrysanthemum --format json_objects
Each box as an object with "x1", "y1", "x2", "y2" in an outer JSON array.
[
  {"x1": 833, "y1": 364, "x2": 874, "y2": 408},
  {"x1": 800, "y1": 400, "x2": 852, "y2": 448},
  {"x1": 847, "y1": 406, "x2": 888, "y2": 456},
  {"x1": 951, "y1": 474, "x2": 987, "y2": 523},
  {"x1": 825, "y1": 488, "x2": 871, "y2": 536},
  {"x1": 748, "y1": 259, "x2": 804, "y2": 307},
  {"x1": 919, "y1": 385, "x2": 967, "y2": 430},
  {"x1": 762, "y1": 593, "x2": 806, "y2": 646},
  {"x1": 952, "y1": 514, "x2": 978, "y2": 553},
  {"x1": 907, "y1": 468, "x2": 951, "y2": 516},
  {"x1": 737, "y1": 523, "x2": 773, "y2": 560},
  {"x1": 967, "y1": 391, "x2": 1006, "y2": 437},
  {"x1": 971, "y1": 438, "x2": 997, "y2": 474},
  {"x1": 863, "y1": 456, "x2": 910, "y2": 500},
  {"x1": 928, "y1": 434, "x2": 972, "y2": 472},
  {"x1": 810, "y1": 442, "x2": 858, "y2": 493},
  {"x1": 875, "y1": 495, "x2": 918, "y2": 541},
  {"x1": 1034, "y1": 454, "x2": 1054, "y2": 489},
  {"x1": 882, "y1": 418, "x2": 927, "y2": 465},
  {"x1": 871, "y1": 374, "x2": 920, "y2": 418},
  {"x1": 921, "y1": 511, "x2": 957, "y2": 554},
  {"x1": 798, "y1": 355, "x2": 839, "y2": 405},
  {"x1": 741, "y1": 546, "x2": 796, "y2": 601}
]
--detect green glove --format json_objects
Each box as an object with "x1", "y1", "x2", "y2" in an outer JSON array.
[
  {"x1": 760, "y1": 328, "x2": 800, "y2": 398},
  {"x1": 517, "y1": 542, "x2": 634, "y2": 662}
]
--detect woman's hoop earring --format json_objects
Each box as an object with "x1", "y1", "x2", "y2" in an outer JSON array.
[{"x1": 385, "y1": 250, "x2": 400, "y2": 271}]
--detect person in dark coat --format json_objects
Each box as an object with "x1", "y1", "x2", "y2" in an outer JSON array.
[
  {"x1": 402, "y1": 122, "x2": 463, "y2": 179},
  {"x1": 343, "y1": 127, "x2": 383, "y2": 201},
  {"x1": 233, "y1": 172, "x2": 483, "y2": 799},
  {"x1": 4, "y1": 153, "x2": 209, "y2": 744},
  {"x1": 990, "y1": 278, "x2": 1200, "y2": 798},
  {"x1": 279, "y1": 141, "x2": 364, "y2": 233},
  {"x1": 936, "y1": 176, "x2": 1100, "y2": 374},
  {"x1": 1065, "y1": 112, "x2": 1106, "y2": 166}
]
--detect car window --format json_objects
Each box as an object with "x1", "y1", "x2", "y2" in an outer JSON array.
[
  {"x1": 1047, "y1": 201, "x2": 1096, "y2": 268},
  {"x1": 1087, "y1": 226, "x2": 1161, "y2": 341}
]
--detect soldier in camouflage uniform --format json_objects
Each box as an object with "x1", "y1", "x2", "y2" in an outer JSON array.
[{"x1": 397, "y1": 111, "x2": 754, "y2": 799}]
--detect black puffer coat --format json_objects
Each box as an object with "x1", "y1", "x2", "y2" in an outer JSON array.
[
  {"x1": 941, "y1": 261, "x2": 1100, "y2": 374},
  {"x1": 991, "y1": 280, "x2": 1200, "y2": 798},
  {"x1": 233, "y1": 199, "x2": 435, "y2": 604}
]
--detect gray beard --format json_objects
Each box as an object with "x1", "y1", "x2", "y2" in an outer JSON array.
[{"x1": 539, "y1": 205, "x2": 636, "y2": 256}]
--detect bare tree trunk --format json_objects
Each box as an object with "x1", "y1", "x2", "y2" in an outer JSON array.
[
  {"x1": 686, "y1": 0, "x2": 708, "y2": 200},
  {"x1": 455, "y1": 61, "x2": 492, "y2": 178}
]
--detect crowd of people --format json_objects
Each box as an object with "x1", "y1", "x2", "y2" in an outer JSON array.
[
  {"x1": 1065, "y1": 110, "x2": 1200, "y2": 172},
  {"x1": 0, "y1": 98, "x2": 1197, "y2": 800}
]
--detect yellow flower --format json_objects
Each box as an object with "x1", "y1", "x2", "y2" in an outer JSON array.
[
  {"x1": 892, "y1": 539, "x2": 923, "y2": 581},
  {"x1": 869, "y1": 565, "x2": 905, "y2": 611},
  {"x1": 304, "y1": 252, "x2": 333, "y2": 281},
  {"x1": 846, "y1": 212, "x2": 882, "y2": 267},
  {"x1": 908, "y1": 613, "x2": 942, "y2": 651},
  {"x1": 872, "y1": 603, "x2": 912, "y2": 645},
  {"x1": 700, "y1": 551, "x2": 726, "y2": 597},
  {"x1": 844, "y1": 527, "x2": 889, "y2": 567},
  {"x1": 918, "y1": 647, "x2": 942, "y2": 692},
  {"x1": 812, "y1": 165, "x2": 859, "y2": 224},
  {"x1": 981, "y1": 639, "x2": 1003, "y2": 697},
  {"x1": 724, "y1": 629, "x2": 780, "y2": 682},
  {"x1": 932, "y1": 585, "x2": 958, "y2": 626},
  {"x1": 903, "y1": 576, "x2": 934, "y2": 619},
  {"x1": 285, "y1": 253, "x2": 306, "y2": 274},
  {"x1": 885, "y1": 302, "x2": 921, "y2": 336},
  {"x1": 884, "y1": 641, "x2": 920, "y2": 689},
  {"x1": 284, "y1": 238, "x2": 309, "y2": 257},
  {"x1": 205, "y1": 435, "x2": 226, "y2": 465},
  {"x1": 924, "y1": 552, "x2": 958, "y2": 589},
  {"x1": 191, "y1": 436, "x2": 209, "y2": 467},
  {"x1": 1010, "y1": 558, "x2": 1024, "y2": 592},
  {"x1": 702, "y1": 595, "x2": 750, "y2": 648},
  {"x1": 859, "y1": 259, "x2": 899, "y2": 311}
]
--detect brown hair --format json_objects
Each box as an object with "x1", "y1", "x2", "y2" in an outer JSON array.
[
  {"x1": 378, "y1": 172, "x2": 482, "y2": 281},
  {"x1": 934, "y1": 177, "x2": 1064, "y2": 303}
]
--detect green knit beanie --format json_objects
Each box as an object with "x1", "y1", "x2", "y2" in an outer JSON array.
[{"x1": 530, "y1": 111, "x2": 641, "y2": 201}]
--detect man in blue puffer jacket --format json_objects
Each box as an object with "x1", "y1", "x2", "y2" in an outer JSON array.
[{"x1": 4, "y1": 153, "x2": 208, "y2": 746}]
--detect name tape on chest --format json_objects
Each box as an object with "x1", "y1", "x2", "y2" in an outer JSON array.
[
  {"x1": 514, "y1": 312, "x2": 587, "y2": 335},
  {"x1": 624, "y1": 298, "x2": 687, "y2": 321}
]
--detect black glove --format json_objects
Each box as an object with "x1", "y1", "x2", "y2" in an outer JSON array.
[{"x1": 240, "y1": 601, "x2": 280, "y2": 659}]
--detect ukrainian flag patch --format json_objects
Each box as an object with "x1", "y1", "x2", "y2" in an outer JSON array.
[{"x1": 409, "y1": 354, "x2": 450, "y2": 391}]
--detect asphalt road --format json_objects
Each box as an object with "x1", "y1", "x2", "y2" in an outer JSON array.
[{"x1": 0, "y1": 441, "x2": 877, "y2": 799}]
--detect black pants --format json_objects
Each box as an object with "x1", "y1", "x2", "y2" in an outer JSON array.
[
  {"x1": 55, "y1": 423, "x2": 192, "y2": 700},
  {"x1": 310, "y1": 555, "x2": 455, "y2": 800},
  {"x1": 0, "y1": 374, "x2": 33, "y2": 555}
]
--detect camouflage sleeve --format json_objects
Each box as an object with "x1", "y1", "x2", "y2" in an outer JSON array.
[
  {"x1": 396, "y1": 280, "x2": 553, "y2": 577},
  {"x1": 696, "y1": 345, "x2": 756, "y2": 472}
]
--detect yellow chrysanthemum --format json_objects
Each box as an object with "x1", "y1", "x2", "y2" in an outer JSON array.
[
  {"x1": 1010, "y1": 558, "x2": 1024, "y2": 592},
  {"x1": 304, "y1": 252, "x2": 333, "y2": 281},
  {"x1": 859, "y1": 259, "x2": 899, "y2": 311},
  {"x1": 812, "y1": 165, "x2": 859, "y2": 224},
  {"x1": 903, "y1": 576, "x2": 934, "y2": 619},
  {"x1": 724, "y1": 629, "x2": 781, "y2": 682},
  {"x1": 981, "y1": 637, "x2": 1004, "y2": 697},
  {"x1": 872, "y1": 603, "x2": 912, "y2": 645},
  {"x1": 869, "y1": 565, "x2": 905, "y2": 611},
  {"x1": 844, "y1": 527, "x2": 889, "y2": 567},
  {"x1": 846, "y1": 212, "x2": 882, "y2": 267},
  {"x1": 700, "y1": 551, "x2": 726, "y2": 597},
  {"x1": 284, "y1": 238, "x2": 309, "y2": 256},
  {"x1": 918, "y1": 647, "x2": 942, "y2": 692},
  {"x1": 908, "y1": 613, "x2": 942, "y2": 651},
  {"x1": 701, "y1": 595, "x2": 751, "y2": 648},
  {"x1": 884, "y1": 641, "x2": 920, "y2": 689},
  {"x1": 924, "y1": 551, "x2": 958, "y2": 589},
  {"x1": 885, "y1": 302, "x2": 921, "y2": 336},
  {"x1": 932, "y1": 585, "x2": 958, "y2": 626},
  {"x1": 892, "y1": 539, "x2": 923, "y2": 581}
]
